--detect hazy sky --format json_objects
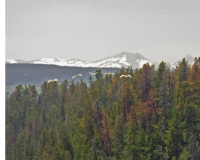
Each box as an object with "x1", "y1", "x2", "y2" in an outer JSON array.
[{"x1": 6, "y1": 0, "x2": 200, "y2": 63}]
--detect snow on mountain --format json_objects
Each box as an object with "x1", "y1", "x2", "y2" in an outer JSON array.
[
  {"x1": 6, "y1": 52, "x2": 198, "y2": 71},
  {"x1": 6, "y1": 59, "x2": 33, "y2": 64},
  {"x1": 119, "y1": 55, "x2": 130, "y2": 65},
  {"x1": 169, "y1": 55, "x2": 194, "y2": 69},
  {"x1": 4, "y1": 52, "x2": 170, "y2": 69},
  {"x1": 6, "y1": 59, "x2": 17, "y2": 63},
  {"x1": 90, "y1": 52, "x2": 155, "y2": 68}
]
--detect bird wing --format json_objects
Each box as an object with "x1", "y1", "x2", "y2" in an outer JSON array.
[
  {"x1": 72, "y1": 75, "x2": 76, "y2": 79},
  {"x1": 120, "y1": 75, "x2": 124, "y2": 78},
  {"x1": 47, "y1": 80, "x2": 52, "y2": 84},
  {"x1": 88, "y1": 72, "x2": 94, "y2": 75},
  {"x1": 126, "y1": 75, "x2": 131, "y2": 78}
]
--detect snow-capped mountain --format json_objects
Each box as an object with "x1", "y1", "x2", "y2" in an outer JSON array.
[
  {"x1": 5, "y1": 52, "x2": 156, "y2": 69},
  {"x1": 92, "y1": 52, "x2": 156, "y2": 68},
  {"x1": 169, "y1": 55, "x2": 194, "y2": 69},
  {"x1": 6, "y1": 52, "x2": 195, "y2": 69}
]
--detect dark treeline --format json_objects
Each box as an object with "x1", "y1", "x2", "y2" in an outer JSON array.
[{"x1": 6, "y1": 57, "x2": 200, "y2": 160}]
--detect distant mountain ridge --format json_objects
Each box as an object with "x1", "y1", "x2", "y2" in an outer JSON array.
[
  {"x1": 169, "y1": 54, "x2": 194, "y2": 68},
  {"x1": 6, "y1": 52, "x2": 195, "y2": 69}
]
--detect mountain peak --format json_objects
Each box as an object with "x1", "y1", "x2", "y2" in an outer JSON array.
[
  {"x1": 184, "y1": 54, "x2": 193, "y2": 60},
  {"x1": 6, "y1": 52, "x2": 156, "y2": 68},
  {"x1": 169, "y1": 54, "x2": 195, "y2": 68},
  {"x1": 184, "y1": 55, "x2": 194, "y2": 65}
]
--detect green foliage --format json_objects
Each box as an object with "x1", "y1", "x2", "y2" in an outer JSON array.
[{"x1": 6, "y1": 57, "x2": 200, "y2": 159}]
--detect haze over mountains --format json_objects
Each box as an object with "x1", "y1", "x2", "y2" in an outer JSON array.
[
  {"x1": 6, "y1": 52, "x2": 197, "y2": 94},
  {"x1": 6, "y1": 52, "x2": 196, "y2": 69}
]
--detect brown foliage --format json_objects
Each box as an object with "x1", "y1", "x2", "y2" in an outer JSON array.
[
  {"x1": 140, "y1": 63, "x2": 153, "y2": 102},
  {"x1": 188, "y1": 62, "x2": 200, "y2": 83},
  {"x1": 126, "y1": 105, "x2": 137, "y2": 126},
  {"x1": 101, "y1": 110, "x2": 112, "y2": 156},
  {"x1": 139, "y1": 90, "x2": 161, "y2": 132}
]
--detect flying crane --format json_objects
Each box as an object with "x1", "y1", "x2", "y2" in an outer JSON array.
[
  {"x1": 47, "y1": 79, "x2": 58, "y2": 84},
  {"x1": 72, "y1": 74, "x2": 83, "y2": 80},
  {"x1": 120, "y1": 75, "x2": 132, "y2": 78},
  {"x1": 88, "y1": 71, "x2": 98, "y2": 76}
]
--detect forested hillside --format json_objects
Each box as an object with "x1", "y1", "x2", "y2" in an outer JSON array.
[
  {"x1": 6, "y1": 57, "x2": 200, "y2": 160},
  {"x1": 6, "y1": 64, "x2": 119, "y2": 93}
]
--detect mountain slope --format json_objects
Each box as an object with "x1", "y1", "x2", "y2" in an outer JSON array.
[
  {"x1": 5, "y1": 52, "x2": 156, "y2": 69},
  {"x1": 92, "y1": 52, "x2": 156, "y2": 68},
  {"x1": 169, "y1": 55, "x2": 194, "y2": 69},
  {"x1": 6, "y1": 52, "x2": 196, "y2": 69}
]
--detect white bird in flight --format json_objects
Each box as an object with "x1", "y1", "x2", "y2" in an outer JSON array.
[
  {"x1": 72, "y1": 74, "x2": 83, "y2": 80},
  {"x1": 88, "y1": 71, "x2": 98, "y2": 76},
  {"x1": 120, "y1": 75, "x2": 132, "y2": 78},
  {"x1": 48, "y1": 79, "x2": 58, "y2": 84}
]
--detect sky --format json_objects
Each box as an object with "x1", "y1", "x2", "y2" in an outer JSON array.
[{"x1": 6, "y1": 0, "x2": 200, "y2": 63}]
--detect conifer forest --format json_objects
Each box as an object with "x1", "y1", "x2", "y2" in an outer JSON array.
[{"x1": 6, "y1": 57, "x2": 200, "y2": 160}]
